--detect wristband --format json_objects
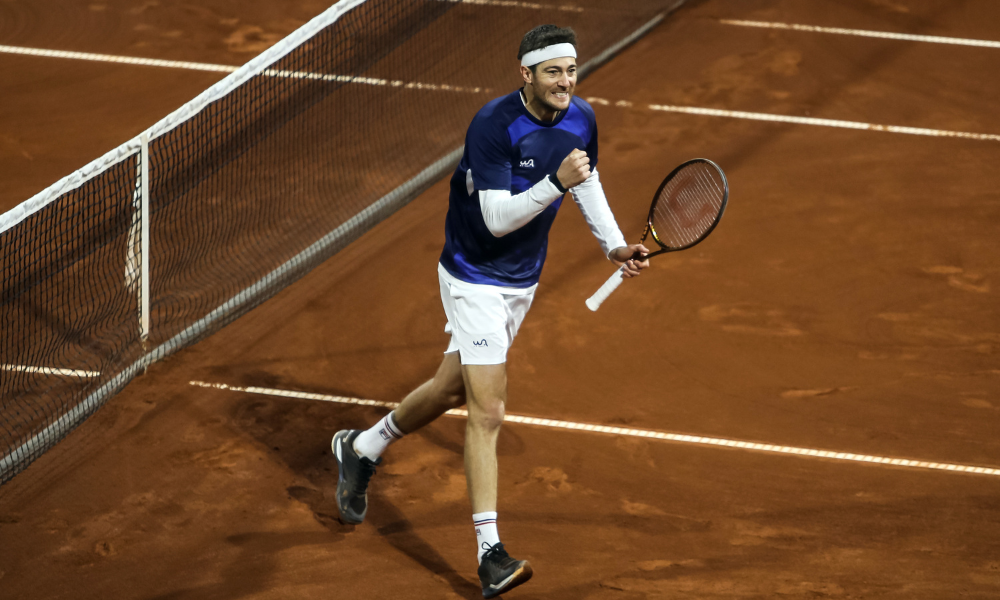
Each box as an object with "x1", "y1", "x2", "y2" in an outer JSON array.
[{"x1": 548, "y1": 173, "x2": 568, "y2": 194}]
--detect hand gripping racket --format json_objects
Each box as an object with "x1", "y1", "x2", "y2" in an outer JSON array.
[{"x1": 586, "y1": 158, "x2": 729, "y2": 311}]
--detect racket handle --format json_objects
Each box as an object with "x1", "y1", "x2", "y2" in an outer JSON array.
[{"x1": 585, "y1": 265, "x2": 626, "y2": 311}]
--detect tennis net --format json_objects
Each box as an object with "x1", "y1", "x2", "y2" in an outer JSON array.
[{"x1": 0, "y1": 0, "x2": 688, "y2": 484}]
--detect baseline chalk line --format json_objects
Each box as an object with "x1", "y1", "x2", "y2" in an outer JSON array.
[
  {"x1": 720, "y1": 19, "x2": 1000, "y2": 49},
  {"x1": 436, "y1": 0, "x2": 584, "y2": 11},
  {"x1": 3, "y1": 364, "x2": 101, "y2": 377},
  {"x1": 0, "y1": 45, "x2": 490, "y2": 94},
  {"x1": 0, "y1": 45, "x2": 239, "y2": 73},
  {"x1": 191, "y1": 380, "x2": 1000, "y2": 478},
  {"x1": 584, "y1": 97, "x2": 1000, "y2": 142},
  {"x1": 6, "y1": 44, "x2": 997, "y2": 141}
]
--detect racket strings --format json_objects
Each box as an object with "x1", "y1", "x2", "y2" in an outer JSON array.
[{"x1": 651, "y1": 163, "x2": 725, "y2": 249}]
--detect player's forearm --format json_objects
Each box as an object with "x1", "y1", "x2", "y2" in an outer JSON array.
[
  {"x1": 571, "y1": 169, "x2": 627, "y2": 258},
  {"x1": 478, "y1": 176, "x2": 564, "y2": 237}
]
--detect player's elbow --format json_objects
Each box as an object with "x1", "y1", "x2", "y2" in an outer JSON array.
[
  {"x1": 484, "y1": 222, "x2": 513, "y2": 238},
  {"x1": 479, "y1": 192, "x2": 513, "y2": 237}
]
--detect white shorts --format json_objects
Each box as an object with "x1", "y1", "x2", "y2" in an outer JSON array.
[{"x1": 438, "y1": 263, "x2": 536, "y2": 365}]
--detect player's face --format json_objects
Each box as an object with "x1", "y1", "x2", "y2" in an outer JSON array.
[{"x1": 528, "y1": 57, "x2": 577, "y2": 112}]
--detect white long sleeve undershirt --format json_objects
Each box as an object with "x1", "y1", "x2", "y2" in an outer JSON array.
[
  {"x1": 570, "y1": 169, "x2": 628, "y2": 258},
  {"x1": 478, "y1": 176, "x2": 563, "y2": 238},
  {"x1": 478, "y1": 168, "x2": 627, "y2": 258}
]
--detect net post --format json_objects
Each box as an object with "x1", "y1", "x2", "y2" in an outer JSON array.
[{"x1": 139, "y1": 132, "x2": 151, "y2": 343}]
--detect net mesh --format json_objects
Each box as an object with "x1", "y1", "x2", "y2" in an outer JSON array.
[
  {"x1": 1, "y1": 0, "x2": 688, "y2": 484},
  {"x1": 651, "y1": 160, "x2": 727, "y2": 249}
]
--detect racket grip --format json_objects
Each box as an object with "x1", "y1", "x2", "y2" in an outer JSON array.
[{"x1": 585, "y1": 265, "x2": 626, "y2": 311}]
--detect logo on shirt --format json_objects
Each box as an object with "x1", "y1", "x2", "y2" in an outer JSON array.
[
  {"x1": 519, "y1": 159, "x2": 534, "y2": 168},
  {"x1": 473, "y1": 339, "x2": 488, "y2": 347}
]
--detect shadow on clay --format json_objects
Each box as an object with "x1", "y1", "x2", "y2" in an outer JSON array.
[
  {"x1": 229, "y1": 396, "x2": 482, "y2": 598},
  {"x1": 369, "y1": 495, "x2": 483, "y2": 599},
  {"x1": 416, "y1": 414, "x2": 528, "y2": 458},
  {"x1": 144, "y1": 531, "x2": 344, "y2": 600}
]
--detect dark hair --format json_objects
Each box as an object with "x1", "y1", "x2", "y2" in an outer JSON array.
[{"x1": 517, "y1": 24, "x2": 577, "y2": 68}]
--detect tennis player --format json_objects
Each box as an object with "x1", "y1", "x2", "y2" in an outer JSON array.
[{"x1": 332, "y1": 24, "x2": 648, "y2": 598}]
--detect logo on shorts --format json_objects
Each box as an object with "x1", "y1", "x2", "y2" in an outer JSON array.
[
  {"x1": 519, "y1": 159, "x2": 534, "y2": 168},
  {"x1": 473, "y1": 339, "x2": 488, "y2": 347}
]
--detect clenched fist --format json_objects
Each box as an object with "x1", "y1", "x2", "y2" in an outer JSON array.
[{"x1": 555, "y1": 149, "x2": 590, "y2": 189}]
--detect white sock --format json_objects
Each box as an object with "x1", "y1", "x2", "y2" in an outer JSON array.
[
  {"x1": 353, "y1": 411, "x2": 405, "y2": 460},
  {"x1": 473, "y1": 511, "x2": 500, "y2": 564}
]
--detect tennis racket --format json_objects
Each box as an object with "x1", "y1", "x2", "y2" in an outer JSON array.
[{"x1": 585, "y1": 158, "x2": 729, "y2": 311}]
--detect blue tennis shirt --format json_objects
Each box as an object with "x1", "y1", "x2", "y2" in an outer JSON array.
[{"x1": 439, "y1": 90, "x2": 599, "y2": 288}]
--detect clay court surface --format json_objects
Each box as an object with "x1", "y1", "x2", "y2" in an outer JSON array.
[{"x1": 3, "y1": 0, "x2": 1000, "y2": 598}]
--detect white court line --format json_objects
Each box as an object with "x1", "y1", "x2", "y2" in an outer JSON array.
[
  {"x1": 0, "y1": 45, "x2": 490, "y2": 94},
  {"x1": 437, "y1": 0, "x2": 584, "y2": 12},
  {"x1": 3, "y1": 364, "x2": 100, "y2": 377},
  {"x1": 646, "y1": 103, "x2": 1000, "y2": 142},
  {"x1": 190, "y1": 380, "x2": 1000, "y2": 478},
  {"x1": 585, "y1": 97, "x2": 1000, "y2": 143},
  {"x1": 260, "y1": 68, "x2": 488, "y2": 94},
  {"x1": 720, "y1": 19, "x2": 1000, "y2": 49},
  {"x1": 0, "y1": 44, "x2": 239, "y2": 73},
  {"x1": 4, "y1": 44, "x2": 999, "y2": 142}
]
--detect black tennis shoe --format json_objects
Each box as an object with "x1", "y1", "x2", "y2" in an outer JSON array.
[
  {"x1": 331, "y1": 429, "x2": 380, "y2": 524},
  {"x1": 478, "y1": 542, "x2": 533, "y2": 598}
]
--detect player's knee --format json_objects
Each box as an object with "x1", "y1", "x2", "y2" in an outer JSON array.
[
  {"x1": 431, "y1": 379, "x2": 466, "y2": 409},
  {"x1": 442, "y1": 389, "x2": 466, "y2": 409},
  {"x1": 470, "y1": 400, "x2": 505, "y2": 431}
]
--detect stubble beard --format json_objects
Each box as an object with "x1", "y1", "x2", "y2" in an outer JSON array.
[{"x1": 534, "y1": 82, "x2": 573, "y2": 114}]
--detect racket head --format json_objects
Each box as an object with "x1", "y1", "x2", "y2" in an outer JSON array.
[{"x1": 646, "y1": 158, "x2": 728, "y2": 252}]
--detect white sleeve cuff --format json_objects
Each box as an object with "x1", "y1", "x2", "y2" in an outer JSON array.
[
  {"x1": 478, "y1": 176, "x2": 564, "y2": 237},
  {"x1": 571, "y1": 169, "x2": 627, "y2": 258}
]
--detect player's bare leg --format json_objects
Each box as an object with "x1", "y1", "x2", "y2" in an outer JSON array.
[
  {"x1": 463, "y1": 363, "x2": 506, "y2": 513},
  {"x1": 332, "y1": 352, "x2": 464, "y2": 524},
  {"x1": 463, "y1": 363, "x2": 533, "y2": 597},
  {"x1": 393, "y1": 351, "x2": 466, "y2": 433}
]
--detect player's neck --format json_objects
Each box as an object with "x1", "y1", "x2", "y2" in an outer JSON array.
[{"x1": 520, "y1": 88, "x2": 560, "y2": 122}]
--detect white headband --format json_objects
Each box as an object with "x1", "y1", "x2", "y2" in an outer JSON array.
[{"x1": 520, "y1": 43, "x2": 577, "y2": 67}]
